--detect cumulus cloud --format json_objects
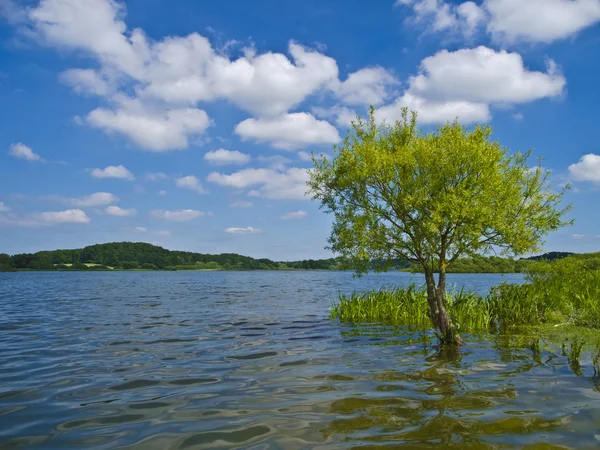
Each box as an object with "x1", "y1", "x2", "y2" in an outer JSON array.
[
  {"x1": 25, "y1": 0, "x2": 372, "y2": 150},
  {"x1": 376, "y1": 46, "x2": 565, "y2": 124},
  {"x1": 68, "y1": 192, "x2": 119, "y2": 207},
  {"x1": 281, "y1": 210, "x2": 307, "y2": 220},
  {"x1": 43, "y1": 192, "x2": 119, "y2": 207},
  {"x1": 235, "y1": 113, "x2": 341, "y2": 149},
  {"x1": 105, "y1": 205, "x2": 137, "y2": 216},
  {"x1": 2, "y1": 208, "x2": 92, "y2": 227},
  {"x1": 91, "y1": 165, "x2": 135, "y2": 180},
  {"x1": 207, "y1": 167, "x2": 310, "y2": 200},
  {"x1": 0, "y1": 202, "x2": 10, "y2": 213},
  {"x1": 312, "y1": 106, "x2": 358, "y2": 128},
  {"x1": 204, "y1": 148, "x2": 250, "y2": 165},
  {"x1": 134, "y1": 226, "x2": 147, "y2": 232},
  {"x1": 175, "y1": 175, "x2": 206, "y2": 194},
  {"x1": 331, "y1": 66, "x2": 399, "y2": 106},
  {"x1": 397, "y1": 0, "x2": 600, "y2": 43},
  {"x1": 568, "y1": 154, "x2": 600, "y2": 182},
  {"x1": 87, "y1": 104, "x2": 211, "y2": 152},
  {"x1": 224, "y1": 226, "x2": 262, "y2": 234},
  {"x1": 150, "y1": 209, "x2": 205, "y2": 221},
  {"x1": 157, "y1": 190, "x2": 167, "y2": 196},
  {"x1": 39, "y1": 209, "x2": 90, "y2": 224},
  {"x1": 60, "y1": 69, "x2": 113, "y2": 96},
  {"x1": 0, "y1": 208, "x2": 90, "y2": 227},
  {"x1": 8, "y1": 143, "x2": 44, "y2": 162}
]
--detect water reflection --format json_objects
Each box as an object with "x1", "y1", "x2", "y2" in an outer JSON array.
[{"x1": 1, "y1": 271, "x2": 600, "y2": 449}]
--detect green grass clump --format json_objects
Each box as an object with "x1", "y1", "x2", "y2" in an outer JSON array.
[
  {"x1": 331, "y1": 257, "x2": 600, "y2": 332},
  {"x1": 331, "y1": 285, "x2": 492, "y2": 332},
  {"x1": 490, "y1": 257, "x2": 600, "y2": 328}
]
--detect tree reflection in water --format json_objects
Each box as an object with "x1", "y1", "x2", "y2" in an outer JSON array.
[{"x1": 322, "y1": 326, "x2": 600, "y2": 448}]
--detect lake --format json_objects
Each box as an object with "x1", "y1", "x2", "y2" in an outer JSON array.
[{"x1": 1, "y1": 271, "x2": 600, "y2": 449}]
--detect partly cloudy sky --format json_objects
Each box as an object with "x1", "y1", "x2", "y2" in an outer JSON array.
[{"x1": 1, "y1": 0, "x2": 599, "y2": 258}]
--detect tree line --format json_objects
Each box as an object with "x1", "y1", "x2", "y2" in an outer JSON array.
[
  {"x1": 0, "y1": 242, "x2": 349, "y2": 272},
  {"x1": 0, "y1": 242, "x2": 589, "y2": 273}
]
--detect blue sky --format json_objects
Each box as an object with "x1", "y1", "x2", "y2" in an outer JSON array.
[{"x1": 1, "y1": 0, "x2": 599, "y2": 259}]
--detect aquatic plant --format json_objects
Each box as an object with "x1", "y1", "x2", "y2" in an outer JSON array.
[
  {"x1": 331, "y1": 257, "x2": 600, "y2": 333},
  {"x1": 331, "y1": 285, "x2": 493, "y2": 333}
]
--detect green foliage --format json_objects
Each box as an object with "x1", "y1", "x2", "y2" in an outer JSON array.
[
  {"x1": 72, "y1": 262, "x2": 88, "y2": 270},
  {"x1": 332, "y1": 286, "x2": 492, "y2": 332},
  {"x1": 308, "y1": 107, "x2": 571, "y2": 275},
  {"x1": 333, "y1": 257, "x2": 600, "y2": 331},
  {"x1": 0, "y1": 253, "x2": 15, "y2": 272},
  {"x1": 309, "y1": 106, "x2": 570, "y2": 344},
  {"x1": 490, "y1": 256, "x2": 600, "y2": 328},
  {"x1": 5, "y1": 241, "x2": 347, "y2": 271}
]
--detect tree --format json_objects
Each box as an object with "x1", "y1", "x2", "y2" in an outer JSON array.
[{"x1": 308, "y1": 108, "x2": 571, "y2": 346}]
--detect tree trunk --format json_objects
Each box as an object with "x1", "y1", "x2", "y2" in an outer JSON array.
[{"x1": 424, "y1": 268, "x2": 462, "y2": 346}]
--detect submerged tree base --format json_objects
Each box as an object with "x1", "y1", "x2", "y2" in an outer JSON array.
[
  {"x1": 331, "y1": 286, "x2": 493, "y2": 334},
  {"x1": 331, "y1": 268, "x2": 600, "y2": 334}
]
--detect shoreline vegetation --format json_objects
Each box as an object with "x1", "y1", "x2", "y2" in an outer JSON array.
[
  {"x1": 0, "y1": 241, "x2": 594, "y2": 273},
  {"x1": 331, "y1": 256, "x2": 600, "y2": 333}
]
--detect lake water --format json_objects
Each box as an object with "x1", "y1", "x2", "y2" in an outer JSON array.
[{"x1": 1, "y1": 271, "x2": 600, "y2": 449}]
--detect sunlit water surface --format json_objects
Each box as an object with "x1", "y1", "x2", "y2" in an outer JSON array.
[{"x1": 1, "y1": 271, "x2": 600, "y2": 449}]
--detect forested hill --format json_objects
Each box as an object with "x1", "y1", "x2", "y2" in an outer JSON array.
[
  {"x1": 0, "y1": 242, "x2": 594, "y2": 272},
  {"x1": 0, "y1": 242, "x2": 347, "y2": 271}
]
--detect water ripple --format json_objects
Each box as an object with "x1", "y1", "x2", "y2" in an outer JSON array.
[{"x1": 1, "y1": 271, "x2": 600, "y2": 448}]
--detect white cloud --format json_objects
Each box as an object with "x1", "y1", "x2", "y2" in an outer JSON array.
[
  {"x1": 207, "y1": 167, "x2": 310, "y2": 200},
  {"x1": 157, "y1": 190, "x2": 167, "y2": 196},
  {"x1": 135, "y1": 226, "x2": 147, "y2": 232},
  {"x1": 39, "y1": 209, "x2": 90, "y2": 224},
  {"x1": 409, "y1": 47, "x2": 565, "y2": 104},
  {"x1": 0, "y1": 209, "x2": 90, "y2": 227},
  {"x1": 204, "y1": 148, "x2": 250, "y2": 165},
  {"x1": 8, "y1": 143, "x2": 44, "y2": 162},
  {"x1": 87, "y1": 104, "x2": 211, "y2": 152},
  {"x1": 376, "y1": 46, "x2": 565, "y2": 124},
  {"x1": 230, "y1": 201, "x2": 253, "y2": 208},
  {"x1": 59, "y1": 69, "x2": 112, "y2": 96},
  {"x1": 224, "y1": 226, "x2": 262, "y2": 234},
  {"x1": 397, "y1": 0, "x2": 600, "y2": 44},
  {"x1": 91, "y1": 164, "x2": 135, "y2": 180},
  {"x1": 257, "y1": 155, "x2": 291, "y2": 171},
  {"x1": 67, "y1": 192, "x2": 119, "y2": 207},
  {"x1": 151, "y1": 209, "x2": 205, "y2": 221},
  {"x1": 377, "y1": 93, "x2": 491, "y2": 124},
  {"x1": 298, "y1": 151, "x2": 313, "y2": 162},
  {"x1": 0, "y1": 202, "x2": 10, "y2": 213},
  {"x1": 312, "y1": 106, "x2": 358, "y2": 128},
  {"x1": 175, "y1": 175, "x2": 206, "y2": 194},
  {"x1": 486, "y1": 0, "x2": 600, "y2": 43},
  {"x1": 396, "y1": 0, "x2": 485, "y2": 35},
  {"x1": 568, "y1": 154, "x2": 600, "y2": 182},
  {"x1": 105, "y1": 205, "x2": 137, "y2": 216},
  {"x1": 281, "y1": 210, "x2": 307, "y2": 220},
  {"x1": 331, "y1": 66, "x2": 398, "y2": 106},
  {"x1": 25, "y1": 1, "x2": 350, "y2": 149},
  {"x1": 572, "y1": 234, "x2": 587, "y2": 239},
  {"x1": 146, "y1": 172, "x2": 169, "y2": 181},
  {"x1": 235, "y1": 113, "x2": 341, "y2": 150},
  {"x1": 141, "y1": 40, "x2": 339, "y2": 117}
]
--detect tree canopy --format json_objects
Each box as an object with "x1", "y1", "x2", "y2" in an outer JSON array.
[{"x1": 309, "y1": 107, "x2": 571, "y2": 345}]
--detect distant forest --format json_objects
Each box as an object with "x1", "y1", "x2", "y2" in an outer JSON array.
[{"x1": 0, "y1": 242, "x2": 592, "y2": 273}]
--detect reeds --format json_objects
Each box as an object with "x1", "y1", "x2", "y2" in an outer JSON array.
[
  {"x1": 331, "y1": 285, "x2": 493, "y2": 332},
  {"x1": 331, "y1": 258, "x2": 600, "y2": 331}
]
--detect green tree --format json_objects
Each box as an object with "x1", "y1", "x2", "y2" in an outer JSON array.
[{"x1": 308, "y1": 108, "x2": 571, "y2": 346}]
